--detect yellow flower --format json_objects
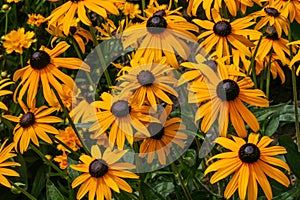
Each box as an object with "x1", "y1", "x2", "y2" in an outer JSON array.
[
  {"x1": 27, "y1": 13, "x2": 45, "y2": 27},
  {"x1": 46, "y1": 18, "x2": 93, "y2": 53},
  {"x1": 46, "y1": 0, "x2": 125, "y2": 35},
  {"x1": 136, "y1": 105, "x2": 187, "y2": 165},
  {"x1": 3, "y1": 102, "x2": 63, "y2": 154},
  {"x1": 250, "y1": 0, "x2": 289, "y2": 37},
  {"x1": 0, "y1": 140, "x2": 21, "y2": 188},
  {"x1": 204, "y1": 133, "x2": 290, "y2": 200},
  {"x1": 188, "y1": 63, "x2": 269, "y2": 138},
  {"x1": 6, "y1": 0, "x2": 20, "y2": 3},
  {"x1": 193, "y1": 9, "x2": 261, "y2": 58},
  {"x1": 0, "y1": 78, "x2": 14, "y2": 111},
  {"x1": 89, "y1": 92, "x2": 153, "y2": 149},
  {"x1": 123, "y1": 2, "x2": 141, "y2": 19},
  {"x1": 3, "y1": 28, "x2": 36, "y2": 54},
  {"x1": 122, "y1": 1, "x2": 198, "y2": 68},
  {"x1": 274, "y1": 0, "x2": 300, "y2": 24},
  {"x1": 56, "y1": 126, "x2": 82, "y2": 152},
  {"x1": 54, "y1": 151, "x2": 68, "y2": 170},
  {"x1": 71, "y1": 145, "x2": 139, "y2": 200},
  {"x1": 117, "y1": 56, "x2": 178, "y2": 109},
  {"x1": 13, "y1": 41, "x2": 90, "y2": 108}
]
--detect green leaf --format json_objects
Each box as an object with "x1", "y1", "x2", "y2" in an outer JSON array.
[
  {"x1": 46, "y1": 179, "x2": 64, "y2": 200},
  {"x1": 153, "y1": 182, "x2": 174, "y2": 198},
  {"x1": 140, "y1": 181, "x2": 165, "y2": 200},
  {"x1": 273, "y1": 187, "x2": 300, "y2": 200},
  {"x1": 31, "y1": 165, "x2": 48, "y2": 197},
  {"x1": 264, "y1": 115, "x2": 280, "y2": 136},
  {"x1": 278, "y1": 135, "x2": 300, "y2": 179}
]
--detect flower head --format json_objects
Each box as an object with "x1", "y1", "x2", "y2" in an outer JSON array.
[
  {"x1": 55, "y1": 126, "x2": 82, "y2": 152},
  {"x1": 188, "y1": 63, "x2": 269, "y2": 137},
  {"x1": 71, "y1": 145, "x2": 139, "y2": 200},
  {"x1": 3, "y1": 102, "x2": 63, "y2": 153},
  {"x1": 27, "y1": 13, "x2": 45, "y2": 27},
  {"x1": 3, "y1": 28, "x2": 36, "y2": 54},
  {"x1": 46, "y1": 0, "x2": 125, "y2": 35},
  {"x1": 204, "y1": 133, "x2": 290, "y2": 200},
  {"x1": 0, "y1": 140, "x2": 21, "y2": 188},
  {"x1": 13, "y1": 41, "x2": 90, "y2": 108}
]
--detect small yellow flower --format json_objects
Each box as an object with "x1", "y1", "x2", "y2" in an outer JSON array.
[
  {"x1": 55, "y1": 126, "x2": 82, "y2": 152},
  {"x1": 27, "y1": 14, "x2": 46, "y2": 27},
  {"x1": 123, "y1": 2, "x2": 141, "y2": 19},
  {"x1": 3, "y1": 28, "x2": 36, "y2": 54},
  {"x1": 54, "y1": 151, "x2": 68, "y2": 170}
]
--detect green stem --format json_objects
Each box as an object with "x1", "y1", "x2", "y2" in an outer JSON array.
[
  {"x1": 89, "y1": 26, "x2": 112, "y2": 87},
  {"x1": 20, "y1": 53, "x2": 23, "y2": 68},
  {"x1": 30, "y1": 144, "x2": 70, "y2": 181},
  {"x1": 193, "y1": 177, "x2": 222, "y2": 198},
  {"x1": 70, "y1": 37, "x2": 94, "y2": 90},
  {"x1": 141, "y1": 0, "x2": 146, "y2": 17},
  {"x1": 288, "y1": 23, "x2": 300, "y2": 152},
  {"x1": 249, "y1": 36, "x2": 263, "y2": 88},
  {"x1": 10, "y1": 181, "x2": 37, "y2": 200},
  {"x1": 52, "y1": 87, "x2": 90, "y2": 155},
  {"x1": 5, "y1": 11, "x2": 9, "y2": 34},
  {"x1": 171, "y1": 163, "x2": 193, "y2": 200},
  {"x1": 266, "y1": 50, "x2": 273, "y2": 99}
]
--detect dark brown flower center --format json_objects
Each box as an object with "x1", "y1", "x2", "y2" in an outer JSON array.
[
  {"x1": 147, "y1": 15, "x2": 167, "y2": 34},
  {"x1": 148, "y1": 122, "x2": 164, "y2": 140},
  {"x1": 137, "y1": 70, "x2": 155, "y2": 86},
  {"x1": 203, "y1": 60, "x2": 217, "y2": 71},
  {"x1": 69, "y1": 26, "x2": 77, "y2": 35},
  {"x1": 111, "y1": 100, "x2": 131, "y2": 118},
  {"x1": 19, "y1": 112, "x2": 35, "y2": 128},
  {"x1": 239, "y1": 143, "x2": 260, "y2": 163},
  {"x1": 213, "y1": 21, "x2": 232, "y2": 37},
  {"x1": 264, "y1": 7, "x2": 280, "y2": 17},
  {"x1": 153, "y1": 10, "x2": 166, "y2": 17},
  {"x1": 265, "y1": 26, "x2": 279, "y2": 40},
  {"x1": 30, "y1": 51, "x2": 51, "y2": 70},
  {"x1": 216, "y1": 79, "x2": 240, "y2": 101},
  {"x1": 89, "y1": 159, "x2": 108, "y2": 178}
]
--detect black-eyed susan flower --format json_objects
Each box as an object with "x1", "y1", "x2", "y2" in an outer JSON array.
[
  {"x1": 27, "y1": 13, "x2": 45, "y2": 27},
  {"x1": 89, "y1": 92, "x2": 153, "y2": 149},
  {"x1": 187, "y1": 0, "x2": 263, "y2": 19},
  {"x1": 136, "y1": 105, "x2": 187, "y2": 165},
  {"x1": 0, "y1": 78, "x2": 14, "y2": 111},
  {"x1": 46, "y1": 0, "x2": 124, "y2": 35},
  {"x1": 255, "y1": 26, "x2": 291, "y2": 65},
  {"x1": 0, "y1": 140, "x2": 20, "y2": 188},
  {"x1": 46, "y1": 18, "x2": 93, "y2": 53},
  {"x1": 193, "y1": 9, "x2": 261, "y2": 58},
  {"x1": 251, "y1": 1, "x2": 289, "y2": 37},
  {"x1": 178, "y1": 52, "x2": 228, "y2": 86},
  {"x1": 256, "y1": 53, "x2": 286, "y2": 84},
  {"x1": 274, "y1": 0, "x2": 300, "y2": 24},
  {"x1": 13, "y1": 41, "x2": 90, "y2": 108},
  {"x1": 3, "y1": 27, "x2": 36, "y2": 54},
  {"x1": 3, "y1": 102, "x2": 62, "y2": 154},
  {"x1": 288, "y1": 40, "x2": 300, "y2": 75},
  {"x1": 204, "y1": 133, "x2": 290, "y2": 200},
  {"x1": 189, "y1": 64, "x2": 269, "y2": 138},
  {"x1": 117, "y1": 56, "x2": 178, "y2": 109},
  {"x1": 122, "y1": 1, "x2": 198, "y2": 68},
  {"x1": 71, "y1": 145, "x2": 139, "y2": 200}
]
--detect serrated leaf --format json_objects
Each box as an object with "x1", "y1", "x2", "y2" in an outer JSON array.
[
  {"x1": 46, "y1": 179, "x2": 64, "y2": 200},
  {"x1": 278, "y1": 135, "x2": 300, "y2": 179}
]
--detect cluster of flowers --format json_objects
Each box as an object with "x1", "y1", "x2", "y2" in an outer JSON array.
[{"x1": 0, "y1": 0, "x2": 299, "y2": 199}]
